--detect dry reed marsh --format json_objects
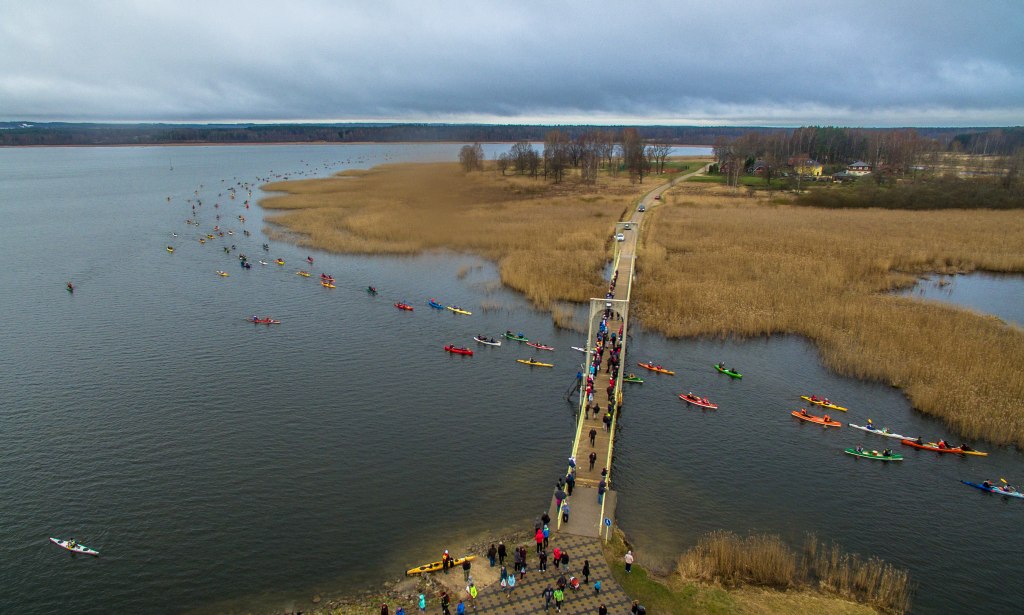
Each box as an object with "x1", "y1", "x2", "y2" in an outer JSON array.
[
  {"x1": 261, "y1": 161, "x2": 655, "y2": 308},
  {"x1": 637, "y1": 183, "x2": 1024, "y2": 446}
]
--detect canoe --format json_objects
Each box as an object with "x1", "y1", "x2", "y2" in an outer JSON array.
[
  {"x1": 504, "y1": 333, "x2": 529, "y2": 342},
  {"x1": 791, "y1": 410, "x2": 841, "y2": 427},
  {"x1": 526, "y1": 342, "x2": 555, "y2": 351},
  {"x1": 428, "y1": 299, "x2": 445, "y2": 309},
  {"x1": 638, "y1": 362, "x2": 675, "y2": 375},
  {"x1": 800, "y1": 395, "x2": 848, "y2": 412},
  {"x1": 624, "y1": 376, "x2": 644, "y2": 384},
  {"x1": 444, "y1": 345, "x2": 474, "y2": 356},
  {"x1": 394, "y1": 303, "x2": 414, "y2": 311},
  {"x1": 406, "y1": 554, "x2": 475, "y2": 576},
  {"x1": 844, "y1": 448, "x2": 903, "y2": 461},
  {"x1": 900, "y1": 440, "x2": 988, "y2": 456},
  {"x1": 296, "y1": 271, "x2": 311, "y2": 277},
  {"x1": 714, "y1": 365, "x2": 742, "y2": 379},
  {"x1": 679, "y1": 393, "x2": 718, "y2": 409},
  {"x1": 848, "y1": 423, "x2": 908, "y2": 440},
  {"x1": 474, "y1": 336, "x2": 501, "y2": 346},
  {"x1": 960, "y1": 481, "x2": 1024, "y2": 499},
  {"x1": 446, "y1": 306, "x2": 472, "y2": 315},
  {"x1": 321, "y1": 282, "x2": 335, "y2": 288},
  {"x1": 49, "y1": 537, "x2": 99, "y2": 557},
  {"x1": 517, "y1": 359, "x2": 553, "y2": 368}
]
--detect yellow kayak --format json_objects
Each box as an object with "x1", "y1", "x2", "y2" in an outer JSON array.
[
  {"x1": 800, "y1": 396, "x2": 848, "y2": 412},
  {"x1": 216, "y1": 271, "x2": 229, "y2": 277},
  {"x1": 166, "y1": 246, "x2": 174, "y2": 253},
  {"x1": 517, "y1": 359, "x2": 554, "y2": 368},
  {"x1": 296, "y1": 271, "x2": 311, "y2": 277},
  {"x1": 446, "y1": 306, "x2": 472, "y2": 315},
  {"x1": 406, "y1": 554, "x2": 475, "y2": 576}
]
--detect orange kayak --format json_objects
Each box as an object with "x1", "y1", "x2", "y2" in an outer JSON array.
[
  {"x1": 900, "y1": 439, "x2": 988, "y2": 456},
  {"x1": 791, "y1": 410, "x2": 841, "y2": 427},
  {"x1": 637, "y1": 362, "x2": 675, "y2": 375}
]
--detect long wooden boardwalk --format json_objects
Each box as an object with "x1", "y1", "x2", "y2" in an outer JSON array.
[{"x1": 467, "y1": 167, "x2": 707, "y2": 614}]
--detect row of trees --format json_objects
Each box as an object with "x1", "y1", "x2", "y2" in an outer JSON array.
[{"x1": 465, "y1": 129, "x2": 674, "y2": 185}]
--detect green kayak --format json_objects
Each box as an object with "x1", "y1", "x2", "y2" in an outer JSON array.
[
  {"x1": 503, "y1": 333, "x2": 529, "y2": 342},
  {"x1": 623, "y1": 376, "x2": 644, "y2": 384},
  {"x1": 844, "y1": 448, "x2": 903, "y2": 461},
  {"x1": 714, "y1": 364, "x2": 742, "y2": 379}
]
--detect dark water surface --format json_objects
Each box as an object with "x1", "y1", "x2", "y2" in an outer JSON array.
[{"x1": 1, "y1": 145, "x2": 1020, "y2": 615}]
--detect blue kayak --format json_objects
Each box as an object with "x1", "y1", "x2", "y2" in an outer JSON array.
[
  {"x1": 960, "y1": 480, "x2": 1024, "y2": 499},
  {"x1": 428, "y1": 299, "x2": 445, "y2": 309}
]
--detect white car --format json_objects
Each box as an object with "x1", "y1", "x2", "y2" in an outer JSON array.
[{"x1": 615, "y1": 233, "x2": 625, "y2": 242}]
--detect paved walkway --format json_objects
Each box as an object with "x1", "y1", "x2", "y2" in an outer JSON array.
[{"x1": 472, "y1": 533, "x2": 631, "y2": 614}]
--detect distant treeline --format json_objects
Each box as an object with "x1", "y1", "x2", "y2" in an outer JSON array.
[
  {"x1": 0, "y1": 121, "x2": 1016, "y2": 148},
  {"x1": 796, "y1": 177, "x2": 1024, "y2": 210}
]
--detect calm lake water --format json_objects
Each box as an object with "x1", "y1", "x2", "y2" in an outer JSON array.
[
  {"x1": 896, "y1": 273, "x2": 1024, "y2": 328},
  {"x1": 1, "y1": 144, "x2": 1020, "y2": 615}
]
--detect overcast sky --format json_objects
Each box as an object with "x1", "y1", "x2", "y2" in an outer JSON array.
[{"x1": 2, "y1": 0, "x2": 1022, "y2": 126}]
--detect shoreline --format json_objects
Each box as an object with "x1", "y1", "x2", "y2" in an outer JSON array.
[{"x1": 0, "y1": 141, "x2": 714, "y2": 149}]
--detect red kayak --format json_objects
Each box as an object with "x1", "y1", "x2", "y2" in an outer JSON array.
[
  {"x1": 900, "y1": 439, "x2": 988, "y2": 456},
  {"x1": 679, "y1": 393, "x2": 718, "y2": 409},
  {"x1": 394, "y1": 302, "x2": 414, "y2": 311},
  {"x1": 526, "y1": 342, "x2": 555, "y2": 351},
  {"x1": 444, "y1": 344, "x2": 474, "y2": 356},
  {"x1": 247, "y1": 317, "x2": 281, "y2": 325},
  {"x1": 791, "y1": 410, "x2": 841, "y2": 427}
]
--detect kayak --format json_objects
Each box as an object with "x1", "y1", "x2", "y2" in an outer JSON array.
[
  {"x1": 49, "y1": 537, "x2": 100, "y2": 557},
  {"x1": 394, "y1": 303, "x2": 414, "y2": 311},
  {"x1": 900, "y1": 440, "x2": 988, "y2": 456},
  {"x1": 166, "y1": 246, "x2": 174, "y2": 253},
  {"x1": 624, "y1": 376, "x2": 644, "y2": 384},
  {"x1": 571, "y1": 346, "x2": 588, "y2": 353},
  {"x1": 296, "y1": 271, "x2": 311, "y2": 277},
  {"x1": 791, "y1": 410, "x2": 842, "y2": 427},
  {"x1": 428, "y1": 299, "x2": 445, "y2": 309},
  {"x1": 406, "y1": 554, "x2": 475, "y2": 576},
  {"x1": 321, "y1": 282, "x2": 336, "y2": 288},
  {"x1": 848, "y1": 423, "x2": 908, "y2": 440},
  {"x1": 638, "y1": 362, "x2": 674, "y2": 375},
  {"x1": 444, "y1": 344, "x2": 474, "y2": 356},
  {"x1": 517, "y1": 359, "x2": 553, "y2": 368},
  {"x1": 275, "y1": 259, "x2": 285, "y2": 265},
  {"x1": 526, "y1": 342, "x2": 555, "y2": 351},
  {"x1": 800, "y1": 396, "x2": 848, "y2": 412},
  {"x1": 247, "y1": 318, "x2": 281, "y2": 325},
  {"x1": 367, "y1": 287, "x2": 378, "y2": 295},
  {"x1": 504, "y1": 333, "x2": 529, "y2": 342},
  {"x1": 679, "y1": 393, "x2": 718, "y2": 409},
  {"x1": 960, "y1": 481, "x2": 1024, "y2": 499},
  {"x1": 216, "y1": 271, "x2": 229, "y2": 277},
  {"x1": 844, "y1": 448, "x2": 904, "y2": 461},
  {"x1": 474, "y1": 336, "x2": 501, "y2": 346},
  {"x1": 447, "y1": 306, "x2": 472, "y2": 315},
  {"x1": 714, "y1": 365, "x2": 742, "y2": 379}
]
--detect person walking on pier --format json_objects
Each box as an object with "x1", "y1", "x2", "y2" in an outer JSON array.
[
  {"x1": 598, "y1": 479, "x2": 607, "y2": 504},
  {"x1": 553, "y1": 587, "x2": 565, "y2": 612},
  {"x1": 497, "y1": 542, "x2": 507, "y2": 566},
  {"x1": 543, "y1": 585, "x2": 554, "y2": 611},
  {"x1": 589, "y1": 428, "x2": 598, "y2": 446},
  {"x1": 539, "y1": 549, "x2": 548, "y2": 571},
  {"x1": 560, "y1": 550, "x2": 570, "y2": 571},
  {"x1": 553, "y1": 546, "x2": 562, "y2": 569},
  {"x1": 561, "y1": 499, "x2": 570, "y2": 524},
  {"x1": 555, "y1": 487, "x2": 567, "y2": 511},
  {"x1": 566, "y1": 472, "x2": 575, "y2": 496},
  {"x1": 589, "y1": 451, "x2": 597, "y2": 471}
]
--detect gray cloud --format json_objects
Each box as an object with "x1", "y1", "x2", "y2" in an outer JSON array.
[{"x1": 1, "y1": 0, "x2": 1022, "y2": 126}]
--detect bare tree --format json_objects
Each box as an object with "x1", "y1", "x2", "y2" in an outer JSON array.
[
  {"x1": 510, "y1": 141, "x2": 535, "y2": 175},
  {"x1": 458, "y1": 143, "x2": 485, "y2": 172},
  {"x1": 543, "y1": 130, "x2": 570, "y2": 183},
  {"x1": 496, "y1": 153, "x2": 510, "y2": 176}
]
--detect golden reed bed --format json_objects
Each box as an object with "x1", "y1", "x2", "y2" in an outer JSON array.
[
  {"x1": 637, "y1": 183, "x2": 1024, "y2": 446},
  {"x1": 263, "y1": 163, "x2": 1024, "y2": 447}
]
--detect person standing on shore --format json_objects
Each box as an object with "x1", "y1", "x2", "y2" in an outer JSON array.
[
  {"x1": 518, "y1": 545, "x2": 528, "y2": 578},
  {"x1": 462, "y1": 558, "x2": 472, "y2": 581},
  {"x1": 499, "y1": 565, "x2": 508, "y2": 584},
  {"x1": 466, "y1": 582, "x2": 477, "y2": 608},
  {"x1": 418, "y1": 593, "x2": 426, "y2": 613},
  {"x1": 513, "y1": 548, "x2": 523, "y2": 579},
  {"x1": 497, "y1": 542, "x2": 507, "y2": 566},
  {"x1": 535, "y1": 527, "x2": 545, "y2": 554},
  {"x1": 599, "y1": 604, "x2": 608, "y2": 615},
  {"x1": 553, "y1": 546, "x2": 562, "y2": 570},
  {"x1": 441, "y1": 550, "x2": 452, "y2": 574},
  {"x1": 543, "y1": 523, "x2": 550, "y2": 549},
  {"x1": 380, "y1": 604, "x2": 389, "y2": 615},
  {"x1": 456, "y1": 599, "x2": 465, "y2": 615},
  {"x1": 560, "y1": 550, "x2": 570, "y2": 572},
  {"x1": 505, "y1": 569, "x2": 516, "y2": 599},
  {"x1": 487, "y1": 543, "x2": 497, "y2": 567},
  {"x1": 624, "y1": 550, "x2": 634, "y2": 573},
  {"x1": 582, "y1": 559, "x2": 591, "y2": 583},
  {"x1": 441, "y1": 591, "x2": 451, "y2": 615},
  {"x1": 539, "y1": 549, "x2": 548, "y2": 572},
  {"x1": 542, "y1": 511, "x2": 550, "y2": 527}
]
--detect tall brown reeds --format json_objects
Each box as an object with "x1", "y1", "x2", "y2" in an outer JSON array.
[
  {"x1": 636, "y1": 183, "x2": 1024, "y2": 446},
  {"x1": 676, "y1": 531, "x2": 911, "y2": 614},
  {"x1": 261, "y1": 162, "x2": 641, "y2": 309}
]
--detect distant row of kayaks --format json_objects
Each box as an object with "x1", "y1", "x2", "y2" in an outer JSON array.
[{"x1": 791, "y1": 409, "x2": 989, "y2": 456}]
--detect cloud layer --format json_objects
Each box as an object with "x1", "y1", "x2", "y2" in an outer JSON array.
[{"x1": 2, "y1": 0, "x2": 1022, "y2": 126}]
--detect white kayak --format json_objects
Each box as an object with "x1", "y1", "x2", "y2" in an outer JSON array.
[
  {"x1": 848, "y1": 423, "x2": 908, "y2": 440},
  {"x1": 50, "y1": 537, "x2": 100, "y2": 556},
  {"x1": 474, "y1": 336, "x2": 501, "y2": 346},
  {"x1": 571, "y1": 346, "x2": 588, "y2": 353}
]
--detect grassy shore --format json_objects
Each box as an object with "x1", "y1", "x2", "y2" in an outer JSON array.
[
  {"x1": 636, "y1": 183, "x2": 1024, "y2": 446},
  {"x1": 261, "y1": 161, "x2": 694, "y2": 310}
]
